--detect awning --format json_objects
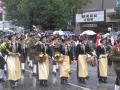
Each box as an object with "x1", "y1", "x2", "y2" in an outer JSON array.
[{"x1": 107, "y1": 12, "x2": 120, "y2": 19}]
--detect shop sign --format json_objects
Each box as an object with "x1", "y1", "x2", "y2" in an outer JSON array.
[
  {"x1": 76, "y1": 11, "x2": 104, "y2": 22},
  {"x1": 81, "y1": 24, "x2": 97, "y2": 27}
]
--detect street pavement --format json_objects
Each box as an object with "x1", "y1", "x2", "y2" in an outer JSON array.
[{"x1": 0, "y1": 60, "x2": 116, "y2": 90}]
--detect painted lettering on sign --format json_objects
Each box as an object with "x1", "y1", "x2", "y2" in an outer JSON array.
[
  {"x1": 76, "y1": 11, "x2": 104, "y2": 22},
  {"x1": 81, "y1": 14, "x2": 97, "y2": 22}
]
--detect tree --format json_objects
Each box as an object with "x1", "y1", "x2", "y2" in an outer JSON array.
[
  {"x1": 3, "y1": 0, "x2": 91, "y2": 30},
  {"x1": 3, "y1": 0, "x2": 30, "y2": 29}
]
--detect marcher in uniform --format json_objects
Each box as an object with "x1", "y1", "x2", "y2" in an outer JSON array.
[
  {"x1": 20, "y1": 35, "x2": 27, "y2": 73},
  {"x1": 0, "y1": 31, "x2": 6, "y2": 82},
  {"x1": 6, "y1": 32, "x2": 22, "y2": 89},
  {"x1": 58, "y1": 36, "x2": 73, "y2": 85},
  {"x1": 75, "y1": 35, "x2": 92, "y2": 84},
  {"x1": 50, "y1": 35, "x2": 60, "y2": 75},
  {"x1": 36, "y1": 34, "x2": 53, "y2": 86},
  {"x1": 110, "y1": 37, "x2": 120, "y2": 90},
  {"x1": 96, "y1": 36, "x2": 108, "y2": 83}
]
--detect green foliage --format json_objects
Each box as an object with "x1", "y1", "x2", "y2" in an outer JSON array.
[{"x1": 3, "y1": 0, "x2": 91, "y2": 30}]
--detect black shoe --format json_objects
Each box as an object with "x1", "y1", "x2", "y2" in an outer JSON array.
[
  {"x1": 104, "y1": 79, "x2": 107, "y2": 83},
  {"x1": 22, "y1": 70, "x2": 25, "y2": 73},
  {"x1": 78, "y1": 79, "x2": 82, "y2": 83},
  {"x1": 4, "y1": 70, "x2": 7, "y2": 74},
  {"x1": 82, "y1": 79, "x2": 86, "y2": 84},
  {"x1": 29, "y1": 66, "x2": 33, "y2": 69},
  {"x1": 44, "y1": 81, "x2": 48, "y2": 86},
  {"x1": 61, "y1": 79, "x2": 64, "y2": 84},
  {"x1": 33, "y1": 73, "x2": 37, "y2": 76},
  {"x1": 86, "y1": 75, "x2": 90, "y2": 79},
  {"x1": 10, "y1": 82, "x2": 15, "y2": 89},
  {"x1": 65, "y1": 79, "x2": 68, "y2": 85},
  {"x1": 27, "y1": 62, "x2": 29, "y2": 64},
  {"x1": 56, "y1": 68, "x2": 59, "y2": 71},
  {"x1": 98, "y1": 78, "x2": 104, "y2": 83},
  {"x1": 52, "y1": 72, "x2": 56, "y2": 76},
  {"x1": 40, "y1": 81, "x2": 43, "y2": 86},
  {"x1": 0, "y1": 78, "x2": 5, "y2": 82},
  {"x1": 69, "y1": 71, "x2": 71, "y2": 75}
]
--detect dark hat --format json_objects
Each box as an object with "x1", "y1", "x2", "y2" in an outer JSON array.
[
  {"x1": 8, "y1": 32, "x2": 16, "y2": 40},
  {"x1": 100, "y1": 35, "x2": 106, "y2": 43},
  {"x1": 79, "y1": 35, "x2": 86, "y2": 42},
  {"x1": 62, "y1": 36, "x2": 69, "y2": 42},
  {"x1": 31, "y1": 31, "x2": 38, "y2": 36},
  {"x1": 4, "y1": 34, "x2": 10, "y2": 38},
  {"x1": 49, "y1": 32, "x2": 54, "y2": 36},
  {"x1": 117, "y1": 37, "x2": 120, "y2": 43},
  {"x1": 20, "y1": 34, "x2": 26, "y2": 40},
  {"x1": 0, "y1": 31, "x2": 4, "y2": 36},
  {"x1": 52, "y1": 35, "x2": 58, "y2": 40},
  {"x1": 40, "y1": 33, "x2": 47, "y2": 41},
  {"x1": 16, "y1": 37, "x2": 20, "y2": 41},
  {"x1": 118, "y1": 34, "x2": 120, "y2": 37}
]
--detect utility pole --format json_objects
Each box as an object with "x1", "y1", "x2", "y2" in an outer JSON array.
[{"x1": 102, "y1": 0, "x2": 104, "y2": 10}]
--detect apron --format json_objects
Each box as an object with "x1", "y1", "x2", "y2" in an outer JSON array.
[
  {"x1": 38, "y1": 57, "x2": 49, "y2": 80},
  {"x1": 99, "y1": 54, "x2": 108, "y2": 77},
  {"x1": 78, "y1": 55, "x2": 87, "y2": 78},
  {"x1": 60, "y1": 55, "x2": 70, "y2": 77},
  {"x1": 7, "y1": 56, "x2": 21, "y2": 80}
]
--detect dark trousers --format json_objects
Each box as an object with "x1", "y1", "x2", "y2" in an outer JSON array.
[{"x1": 115, "y1": 70, "x2": 120, "y2": 85}]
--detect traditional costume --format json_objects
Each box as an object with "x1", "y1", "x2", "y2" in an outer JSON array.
[
  {"x1": 36, "y1": 34, "x2": 52, "y2": 86},
  {"x1": 50, "y1": 35, "x2": 60, "y2": 75},
  {"x1": 110, "y1": 38, "x2": 120, "y2": 90},
  {"x1": 3, "y1": 34, "x2": 10, "y2": 74},
  {"x1": 68, "y1": 36, "x2": 76, "y2": 74},
  {"x1": 20, "y1": 35, "x2": 27, "y2": 73},
  {"x1": 27, "y1": 31, "x2": 38, "y2": 76},
  {"x1": 6, "y1": 32, "x2": 22, "y2": 89},
  {"x1": 58, "y1": 37, "x2": 73, "y2": 85},
  {"x1": 26, "y1": 33, "x2": 31, "y2": 64},
  {"x1": 0, "y1": 31, "x2": 5, "y2": 82},
  {"x1": 96, "y1": 36, "x2": 108, "y2": 83},
  {"x1": 76, "y1": 35, "x2": 92, "y2": 84}
]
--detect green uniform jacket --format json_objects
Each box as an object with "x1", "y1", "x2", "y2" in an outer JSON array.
[
  {"x1": 27, "y1": 37, "x2": 37, "y2": 53},
  {"x1": 50, "y1": 41, "x2": 60, "y2": 55},
  {"x1": 110, "y1": 47, "x2": 120, "y2": 71}
]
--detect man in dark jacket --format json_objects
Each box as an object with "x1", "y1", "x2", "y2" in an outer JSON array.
[{"x1": 110, "y1": 37, "x2": 120, "y2": 90}]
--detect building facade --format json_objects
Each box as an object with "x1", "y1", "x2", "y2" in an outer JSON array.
[{"x1": 75, "y1": 0, "x2": 120, "y2": 34}]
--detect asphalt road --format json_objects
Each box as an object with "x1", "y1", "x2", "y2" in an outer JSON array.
[{"x1": 0, "y1": 60, "x2": 116, "y2": 90}]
